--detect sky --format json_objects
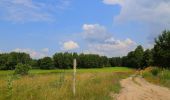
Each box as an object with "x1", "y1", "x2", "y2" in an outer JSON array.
[{"x1": 0, "y1": 0, "x2": 170, "y2": 59}]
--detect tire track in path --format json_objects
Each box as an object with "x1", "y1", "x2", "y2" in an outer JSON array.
[{"x1": 115, "y1": 77, "x2": 170, "y2": 100}]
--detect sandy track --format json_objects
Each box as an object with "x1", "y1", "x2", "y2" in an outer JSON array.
[{"x1": 115, "y1": 77, "x2": 170, "y2": 100}]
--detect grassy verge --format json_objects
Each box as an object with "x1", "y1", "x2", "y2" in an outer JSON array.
[
  {"x1": 142, "y1": 67, "x2": 170, "y2": 88},
  {"x1": 0, "y1": 67, "x2": 132, "y2": 100}
]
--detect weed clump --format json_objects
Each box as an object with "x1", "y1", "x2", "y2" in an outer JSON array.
[{"x1": 150, "y1": 67, "x2": 160, "y2": 76}]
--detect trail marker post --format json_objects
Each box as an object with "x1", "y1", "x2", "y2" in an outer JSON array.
[{"x1": 73, "y1": 59, "x2": 77, "y2": 96}]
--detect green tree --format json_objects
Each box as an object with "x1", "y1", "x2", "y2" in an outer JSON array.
[
  {"x1": 0, "y1": 52, "x2": 31, "y2": 70},
  {"x1": 153, "y1": 30, "x2": 170, "y2": 68},
  {"x1": 134, "y1": 45, "x2": 144, "y2": 68},
  {"x1": 142, "y1": 49, "x2": 153, "y2": 68},
  {"x1": 0, "y1": 54, "x2": 9, "y2": 70},
  {"x1": 53, "y1": 53, "x2": 64, "y2": 69},
  {"x1": 30, "y1": 59, "x2": 38, "y2": 69},
  {"x1": 53, "y1": 52, "x2": 73, "y2": 69},
  {"x1": 63, "y1": 52, "x2": 73, "y2": 69},
  {"x1": 109, "y1": 57, "x2": 122, "y2": 67},
  {"x1": 126, "y1": 51, "x2": 138, "y2": 68},
  {"x1": 37, "y1": 57, "x2": 54, "y2": 69},
  {"x1": 122, "y1": 45, "x2": 144, "y2": 69}
]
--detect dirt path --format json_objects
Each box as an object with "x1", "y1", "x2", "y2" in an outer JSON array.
[{"x1": 115, "y1": 76, "x2": 170, "y2": 100}]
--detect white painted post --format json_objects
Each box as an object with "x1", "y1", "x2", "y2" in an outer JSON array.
[{"x1": 73, "y1": 59, "x2": 77, "y2": 96}]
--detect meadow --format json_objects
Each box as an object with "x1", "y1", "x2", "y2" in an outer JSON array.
[{"x1": 0, "y1": 67, "x2": 133, "y2": 100}]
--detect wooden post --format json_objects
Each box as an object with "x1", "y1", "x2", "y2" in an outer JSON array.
[{"x1": 73, "y1": 59, "x2": 77, "y2": 96}]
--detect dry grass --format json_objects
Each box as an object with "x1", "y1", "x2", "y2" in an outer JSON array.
[{"x1": 0, "y1": 70, "x2": 132, "y2": 100}]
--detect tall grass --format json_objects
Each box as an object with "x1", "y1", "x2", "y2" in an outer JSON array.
[
  {"x1": 142, "y1": 67, "x2": 170, "y2": 88},
  {"x1": 0, "y1": 71, "x2": 132, "y2": 100}
]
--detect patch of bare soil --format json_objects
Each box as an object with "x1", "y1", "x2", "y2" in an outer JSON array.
[{"x1": 115, "y1": 77, "x2": 170, "y2": 100}]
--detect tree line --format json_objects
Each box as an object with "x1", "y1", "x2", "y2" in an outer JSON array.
[
  {"x1": 0, "y1": 30, "x2": 170, "y2": 70},
  {"x1": 0, "y1": 52, "x2": 110, "y2": 70},
  {"x1": 110, "y1": 45, "x2": 153, "y2": 69},
  {"x1": 0, "y1": 52, "x2": 31, "y2": 70}
]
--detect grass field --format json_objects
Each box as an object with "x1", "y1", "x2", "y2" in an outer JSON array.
[
  {"x1": 0, "y1": 67, "x2": 132, "y2": 76},
  {"x1": 0, "y1": 67, "x2": 133, "y2": 100}
]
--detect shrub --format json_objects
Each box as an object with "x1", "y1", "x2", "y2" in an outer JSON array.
[
  {"x1": 150, "y1": 67, "x2": 160, "y2": 76},
  {"x1": 14, "y1": 63, "x2": 31, "y2": 75}
]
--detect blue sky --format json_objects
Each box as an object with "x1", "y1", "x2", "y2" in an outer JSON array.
[{"x1": 0, "y1": 0, "x2": 170, "y2": 58}]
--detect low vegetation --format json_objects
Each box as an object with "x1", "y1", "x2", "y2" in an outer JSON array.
[
  {"x1": 0, "y1": 67, "x2": 133, "y2": 100},
  {"x1": 142, "y1": 67, "x2": 170, "y2": 88}
]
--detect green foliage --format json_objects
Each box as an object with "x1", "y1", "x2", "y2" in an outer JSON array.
[
  {"x1": 122, "y1": 45, "x2": 144, "y2": 69},
  {"x1": 78, "y1": 54, "x2": 107, "y2": 68},
  {"x1": 37, "y1": 57, "x2": 54, "y2": 69},
  {"x1": 14, "y1": 63, "x2": 31, "y2": 75},
  {"x1": 134, "y1": 45, "x2": 144, "y2": 68},
  {"x1": 53, "y1": 52, "x2": 110, "y2": 69},
  {"x1": 109, "y1": 57, "x2": 122, "y2": 67},
  {"x1": 150, "y1": 67, "x2": 160, "y2": 76},
  {"x1": 53, "y1": 52, "x2": 73, "y2": 69},
  {"x1": 121, "y1": 30, "x2": 170, "y2": 69},
  {"x1": 0, "y1": 52, "x2": 31, "y2": 70},
  {"x1": 29, "y1": 59, "x2": 38, "y2": 69},
  {"x1": 142, "y1": 49, "x2": 153, "y2": 68},
  {"x1": 0, "y1": 54, "x2": 9, "y2": 70},
  {"x1": 153, "y1": 30, "x2": 170, "y2": 68}
]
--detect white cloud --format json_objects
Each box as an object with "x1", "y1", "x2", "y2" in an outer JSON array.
[
  {"x1": 13, "y1": 48, "x2": 47, "y2": 59},
  {"x1": 86, "y1": 38, "x2": 136, "y2": 57},
  {"x1": 62, "y1": 41, "x2": 79, "y2": 50},
  {"x1": 41, "y1": 48, "x2": 49, "y2": 53},
  {"x1": 103, "y1": 0, "x2": 170, "y2": 24},
  {"x1": 0, "y1": 0, "x2": 71, "y2": 22},
  {"x1": 81, "y1": 24, "x2": 137, "y2": 57},
  {"x1": 103, "y1": 0, "x2": 170, "y2": 45},
  {"x1": 82, "y1": 24, "x2": 111, "y2": 42}
]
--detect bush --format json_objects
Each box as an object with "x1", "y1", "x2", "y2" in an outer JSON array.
[
  {"x1": 150, "y1": 67, "x2": 160, "y2": 76},
  {"x1": 14, "y1": 63, "x2": 31, "y2": 75}
]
